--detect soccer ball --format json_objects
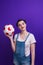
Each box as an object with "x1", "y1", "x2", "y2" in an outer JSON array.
[{"x1": 3, "y1": 24, "x2": 15, "y2": 36}]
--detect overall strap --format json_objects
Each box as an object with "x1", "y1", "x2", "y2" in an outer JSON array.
[{"x1": 25, "y1": 33, "x2": 30, "y2": 42}]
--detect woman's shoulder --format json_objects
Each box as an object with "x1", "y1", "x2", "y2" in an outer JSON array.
[
  {"x1": 14, "y1": 33, "x2": 18, "y2": 36},
  {"x1": 28, "y1": 32, "x2": 35, "y2": 37},
  {"x1": 14, "y1": 33, "x2": 19, "y2": 37}
]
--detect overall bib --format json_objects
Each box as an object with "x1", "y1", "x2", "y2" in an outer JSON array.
[{"x1": 13, "y1": 33, "x2": 31, "y2": 65}]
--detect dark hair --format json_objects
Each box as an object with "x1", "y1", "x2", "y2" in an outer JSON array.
[{"x1": 16, "y1": 19, "x2": 26, "y2": 27}]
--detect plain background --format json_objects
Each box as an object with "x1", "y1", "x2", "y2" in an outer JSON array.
[{"x1": 0, "y1": 0, "x2": 43, "y2": 65}]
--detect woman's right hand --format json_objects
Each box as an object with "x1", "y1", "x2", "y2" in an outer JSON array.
[{"x1": 5, "y1": 34, "x2": 13, "y2": 40}]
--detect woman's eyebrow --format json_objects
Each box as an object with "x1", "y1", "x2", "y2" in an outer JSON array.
[{"x1": 18, "y1": 24, "x2": 21, "y2": 26}]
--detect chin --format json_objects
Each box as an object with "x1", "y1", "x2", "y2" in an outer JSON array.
[
  {"x1": 21, "y1": 29, "x2": 25, "y2": 31},
  {"x1": 20, "y1": 28, "x2": 26, "y2": 31}
]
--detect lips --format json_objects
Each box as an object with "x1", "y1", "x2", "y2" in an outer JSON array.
[{"x1": 22, "y1": 27, "x2": 24, "y2": 29}]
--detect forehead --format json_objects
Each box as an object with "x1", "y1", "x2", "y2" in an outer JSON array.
[{"x1": 18, "y1": 21, "x2": 25, "y2": 24}]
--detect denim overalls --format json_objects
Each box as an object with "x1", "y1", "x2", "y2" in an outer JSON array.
[{"x1": 13, "y1": 33, "x2": 31, "y2": 65}]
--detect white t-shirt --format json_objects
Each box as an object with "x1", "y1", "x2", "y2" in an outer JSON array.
[{"x1": 14, "y1": 32, "x2": 36, "y2": 56}]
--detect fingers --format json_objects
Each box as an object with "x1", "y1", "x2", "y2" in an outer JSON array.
[{"x1": 5, "y1": 34, "x2": 10, "y2": 38}]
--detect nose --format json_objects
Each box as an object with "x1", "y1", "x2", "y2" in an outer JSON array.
[
  {"x1": 21, "y1": 24, "x2": 24, "y2": 27},
  {"x1": 21, "y1": 24, "x2": 23, "y2": 27},
  {"x1": 21, "y1": 26, "x2": 24, "y2": 29}
]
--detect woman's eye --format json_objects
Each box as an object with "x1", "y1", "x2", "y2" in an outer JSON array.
[
  {"x1": 18, "y1": 24, "x2": 21, "y2": 26},
  {"x1": 22, "y1": 23, "x2": 24, "y2": 25},
  {"x1": 18, "y1": 22, "x2": 24, "y2": 26}
]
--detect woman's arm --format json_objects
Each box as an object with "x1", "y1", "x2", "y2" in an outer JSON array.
[
  {"x1": 5, "y1": 34, "x2": 16, "y2": 52},
  {"x1": 10, "y1": 38, "x2": 16, "y2": 52},
  {"x1": 30, "y1": 43, "x2": 35, "y2": 65}
]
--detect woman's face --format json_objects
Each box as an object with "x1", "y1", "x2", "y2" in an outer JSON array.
[{"x1": 18, "y1": 21, "x2": 26, "y2": 31}]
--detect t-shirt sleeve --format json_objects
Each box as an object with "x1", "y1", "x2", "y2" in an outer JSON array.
[
  {"x1": 30, "y1": 33, "x2": 36, "y2": 44},
  {"x1": 14, "y1": 34, "x2": 17, "y2": 42}
]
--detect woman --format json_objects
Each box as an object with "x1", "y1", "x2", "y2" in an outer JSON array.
[{"x1": 5, "y1": 19, "x2": 36, "y2": 65}]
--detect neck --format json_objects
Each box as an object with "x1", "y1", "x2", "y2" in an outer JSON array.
[{"x1": 21, "y1": 29, "x2": 28, "y2": 34}]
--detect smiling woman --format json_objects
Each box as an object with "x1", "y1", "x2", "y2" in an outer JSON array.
[
  {"x1": 5, "y1": 19, "x2": 36, "y2": 65},
  {"x1": 16, "y1": 19, "x2": 26, "y2": 32}
]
